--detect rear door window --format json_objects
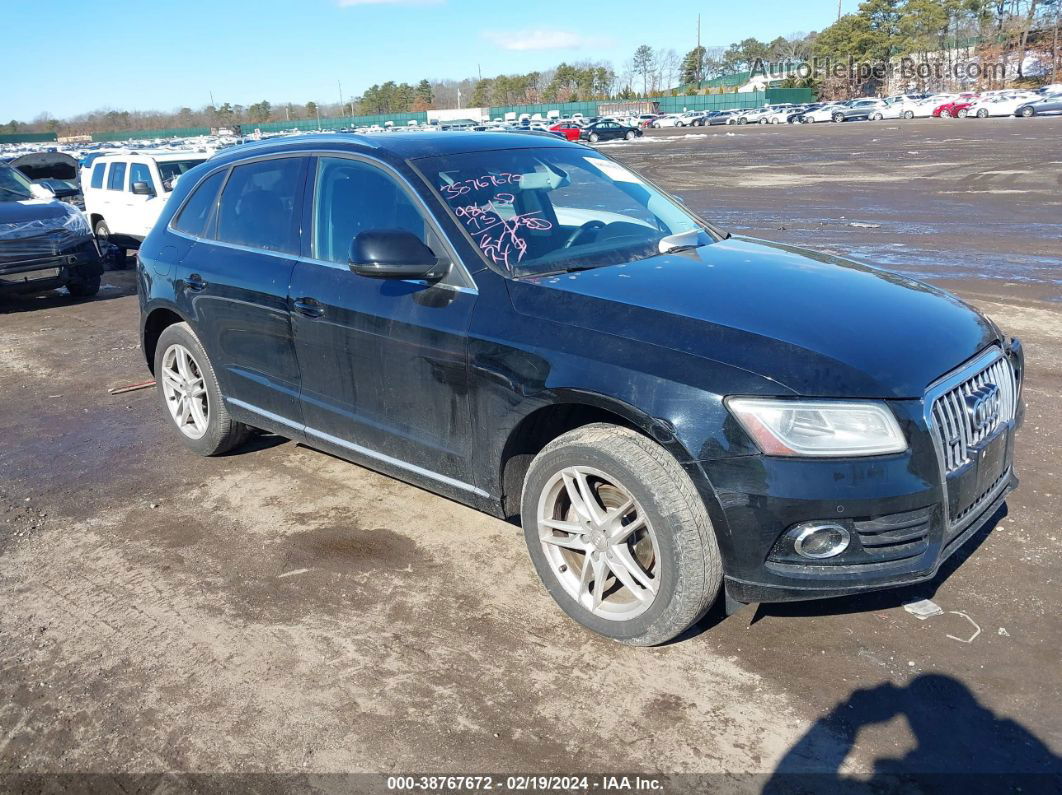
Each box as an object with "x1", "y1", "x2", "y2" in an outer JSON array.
[
  {"x1": 216, "y1": 157, "x2": 304, "y2": 254},
  {"x1": 107, "y1": 162, "x2": 126, "y2": 191},
  {"x1": 172, "y1": 170, "x2": 226, "y2": 237},
  {"x1": 90, "y1": 162, "x2": 106, "y2": 189}
]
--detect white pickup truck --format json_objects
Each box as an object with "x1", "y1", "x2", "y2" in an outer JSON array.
[{"x1": 83, "y1": 152, "x2": 207, "y2": 260}]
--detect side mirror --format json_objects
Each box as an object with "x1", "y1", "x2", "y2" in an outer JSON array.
[
  {"x1": 131, "y1": 181, "x2": 155, "y2": 196},
  {"x1": 349, "y1": 229, "x2": 449, "y2": 281}
]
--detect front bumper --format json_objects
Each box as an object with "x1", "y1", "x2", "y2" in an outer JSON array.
[
  {"x1": 0, "y1": 242, "x2": 103, "y2": 295},
  {"x1": 691, "y1": 351, "x2": 1023, "y2": 605}
]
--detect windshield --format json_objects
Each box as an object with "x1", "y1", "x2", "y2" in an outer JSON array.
[
  {"x1": 416, "y1": 148, "x2": 711, "y2": 276},
  {"x1": 0, "y1": 166, "x2": 35, "y2": 202},
  {"x1": 157, "y1": 159, "x2": 206, "y2": 191}
]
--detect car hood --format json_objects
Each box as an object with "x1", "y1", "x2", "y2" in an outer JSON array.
[
  {"x1": 0, "y1": 198, "x2": 72, "y2": 225},
  {"x1": 507, "y1": 237, "x2": 1000, "y2": 399}
]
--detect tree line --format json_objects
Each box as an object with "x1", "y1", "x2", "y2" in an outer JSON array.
[{"x1": 6, "y1": 0, "x2": 1059, "y2": 136}]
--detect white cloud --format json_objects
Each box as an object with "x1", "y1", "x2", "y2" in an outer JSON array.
[{"x1": 482, "y1": 29, "x2": 600, "y2": 52}]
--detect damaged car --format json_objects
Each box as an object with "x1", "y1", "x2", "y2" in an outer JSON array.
[
  {"x1": 137, "y1": 133, "x2": 1024, "y2": 646},
  {"x1": 1, "y1": 163, "x2": 104, "y2": 298}
]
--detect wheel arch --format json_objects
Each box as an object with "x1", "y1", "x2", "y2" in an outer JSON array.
[
  {"x1": 497, "y1": 390, "x2": 694, "y2": 523},
  {"x1": 142, "y1": 305, "x2": 189, "y2": 374}
]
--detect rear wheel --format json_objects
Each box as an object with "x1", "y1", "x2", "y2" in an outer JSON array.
[
  {"x1": 804, "y1": 116, "x2": 815, "y2": 123},
  {"x1": 903, "y1": 110, "x2": 915, "y2": 119},
  {"x1": 521, "y1": 424, "x2": 722, "y2": 646},
  {"x1": 154, "y1": 322, "x2": 250, "y2": 456},
  {"x1": 833, "y1": 113, "x2": 845, "y2": 123},
  {"x1": 957, "y1": 108, "x2": 968, "y2": 118},
  {"x1": 976, "y1": 108, "x2": 989, "y2": 118}
]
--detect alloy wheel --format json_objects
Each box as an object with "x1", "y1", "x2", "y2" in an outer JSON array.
[
  {"x1": 160, "y1": 343, "x2": 210, "y2": 440},
  {"x1": 536, "y1": 466, "x2": 660, "y2": 621}
]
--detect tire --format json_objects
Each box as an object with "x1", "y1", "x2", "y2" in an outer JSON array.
[
  {"x1": 770, "y1": 117, "x2": 780, "y2": 124},
  {"x1": 804, "y1": 116, "x2": 815, "y2": 123},
  {"x1": 940, "y1": 109, "x2": 951, "y2": 118},
  {"x1": 625, "y1": 130, "x2": 636, "y2": 140},
  {"x1": 833, "y1": 113, "x2": 845, "y2": 123},
  {"x1": 94, "y1": 219, "x2": 128, "y2": 269},
  {"x1": 759, "y1": 118, "x2": 768, "y2": 124},
  {"x1": 154, "y1": 322, "x2": 251, "y2": 457},
  {"x1": 66, "y1": 274, "x2": 100, "y2": 298},
  {"x1": 903, "y1": 110, "x2": 914, "y2": 119},
  {"x1": 957, "y1": 108, "x2": 968, "y2": 118},
  {"x1": 976, "y1": 108, "x2": 989, "y2": 118},
  {"x1": 589, "y1": 132, "x2": 599, "y2": 143},
  {"x1": 871, "y1": 112, "x2": 883, "y2": 121},
  {"x1": 520, "y1": 423, "x2": 722, "y2": 646},
  {"x1": 1021, "y1": 107, "x2": 1035, "y2": 117},
  {"x1": 737, "y1": 118, "x2": 747, "y2": 125}
]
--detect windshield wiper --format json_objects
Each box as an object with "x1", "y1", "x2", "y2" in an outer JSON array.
[
  {"x1": 525, "y1": 264, "x2": 604, "y2": 279},
  {"x1": 658, "y1": 228, "x2": 711, "y2": 254}
]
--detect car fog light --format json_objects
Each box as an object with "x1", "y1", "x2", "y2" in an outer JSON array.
[{"x1": 792, "y1": 523, "x2": 850, "y2": 559}]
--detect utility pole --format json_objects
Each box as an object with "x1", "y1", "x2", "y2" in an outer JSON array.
[
  {"x1": 209, "y1": 90, "x2": 215, "y2": 108},
  {"x1": 837, "y1": 0, "x2": 842, "y2": 19},
  {"x1": 338, "y1": 79, "x2": 344, "y2": 115},
  {"x1": 697, "y1": 14, "x2": 701, "y2": 49}
]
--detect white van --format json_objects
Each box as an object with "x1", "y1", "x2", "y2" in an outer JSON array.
[{"x1": 83, "y1": 152, "x2": 207, "y2": 257}]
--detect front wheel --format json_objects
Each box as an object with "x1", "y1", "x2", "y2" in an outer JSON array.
[
  {"x1": 1021, "y1": 107, "x2": 1035, "y2": 117},
  {"x1": 977, "y1": 108, "x2": 989, "y2": 118},
  {"x1": 903, "y1": 110, "x2": 915, "y2": 119},
  {"x1": 521, "y1": 424, "x2": 722, "y2": 646},
  {"x1": 154, "y1": 322, "x2": 250, "y2": 456},
  {"x1": 625, "y1": 130, "x2": 636, "y2": 140},
  {"x1": 833, "y1": 113, "x2": 845, "y2": 123},
  {"x1": 871, "y1": 112, "x2": 883, "y2": 121},
  {"x1": 940, "y1": 109, "x2": 952, "y2": 118},
  {"x1": 804, "y1": 116, "x2": 815, "y2": 124},
  {"x1": 66, "y1": 274, "x2": 100, "y2": 298},
  {"x1": 94, "y1": 219, "x2": 128, "y2": 269},
  {"x1": 957, "y1": 108, "x2": 968, "y2": 118},
  {"x1": 588, "y1": 132, "x2": 600, "y2": 142}
]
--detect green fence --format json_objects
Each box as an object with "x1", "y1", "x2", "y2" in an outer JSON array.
[
  {"x1": 91, "y1": 127, "x2": 210, "y2": 142},
  {"x1": 765, "y1": 88, "x2": 816, "y2": 104},
  {"x1": 250, "y1": 111, "x2": 428, "y2": 133},
  {"x1": 0, "y1": 132, "x2": 58, "y2": 144},
  {"x1": 79, "y1": 87, "x2": 818, "y2": 142}
]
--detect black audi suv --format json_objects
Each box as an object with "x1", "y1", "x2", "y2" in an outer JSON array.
[{"x1": 136, "y1": 132, "x2": 1023, "y2": 645}]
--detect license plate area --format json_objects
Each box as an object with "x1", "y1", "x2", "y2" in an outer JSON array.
[
  {"x1": 946, "y1": 427, "x2": 1012, "y2": 522},
  {"x1": 0, "y1": 267, "x2": 61, "y2": 284}
]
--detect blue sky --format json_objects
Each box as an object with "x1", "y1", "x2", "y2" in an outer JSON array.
[{"x1": 5, "y1": 0, "x2": 842, "y2": 121}]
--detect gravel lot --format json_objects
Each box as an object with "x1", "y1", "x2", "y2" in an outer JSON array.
[{"x1": 1, "y1": 119, "x2": 1060, "y2": 788}]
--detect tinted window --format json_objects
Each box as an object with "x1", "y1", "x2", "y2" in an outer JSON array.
[
  {"x1": 172, "y1": 170, "x2": 225, "y2": 237},
  {"x1": 129, "y1": 163, "x2": 154, "y2": 194},
  {"x1": 313, "y1": 157, "x2": 427, "y2": 264},
  {"x1": 107, "y1": 162, "x2": 126, "y2": 191},
  {"x1": 216, "y1": 158, "x2": 303, "y2": 254},
  {"x1": 90, "y1": 162, "x2": 106, "y2": 189}
]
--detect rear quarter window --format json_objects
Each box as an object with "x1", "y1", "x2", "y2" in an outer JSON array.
[{"x1": 172, "y1": 170, "x2": 226, "y2": 237}]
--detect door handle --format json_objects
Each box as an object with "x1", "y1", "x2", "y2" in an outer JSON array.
[
  {"x1": 293, "y1": 297, "x2": 324, "y2": 318},
  {"x1": 186, "y1": 274, "x2": 207, "y2": 292}
]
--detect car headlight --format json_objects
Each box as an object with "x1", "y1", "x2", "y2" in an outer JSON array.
[{"x1": 726, "y1": 398, "x2": 907, "y2": 457}]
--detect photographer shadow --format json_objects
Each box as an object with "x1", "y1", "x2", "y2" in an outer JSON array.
[{"x1": 765, "y1": 674, "x2": 1062, "y2": 793}]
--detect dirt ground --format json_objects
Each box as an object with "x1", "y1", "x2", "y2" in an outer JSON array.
[{"x1": 1, "y1": 119, "x2": 1060, "y2": 788}]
